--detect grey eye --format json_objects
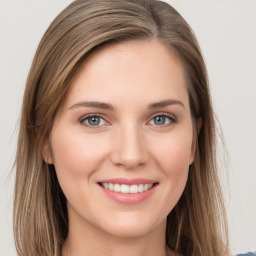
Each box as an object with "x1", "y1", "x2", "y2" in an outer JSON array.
[
  {"x1": 87, "y1": 116, "x2": 101, "y2": 126},
  {"x1": 81, "y1": 116, "x2": 106, "y2": 126},
  {"x1": 153, "y1": 115, "x2": 167, "y2": 125},
  {"x1": 149, "y1": 114, "x2": 175, "y2": 126}
]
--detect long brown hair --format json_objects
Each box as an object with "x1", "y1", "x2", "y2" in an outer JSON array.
[{"x1": 14, "y1": 0, "x2": 229, "y2": 255}]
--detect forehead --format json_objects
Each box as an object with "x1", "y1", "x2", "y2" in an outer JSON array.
[{"x1": 64, "y1": 39, "x2": 188, "y2": 110}]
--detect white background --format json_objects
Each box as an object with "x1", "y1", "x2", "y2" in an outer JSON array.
[{"x1": 0, "y1": 0, "x2": 255, "y2": 255}]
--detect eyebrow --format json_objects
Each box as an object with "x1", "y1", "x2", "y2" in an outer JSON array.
[
  {"x1": 69, "y1": 101, "x2": 114, "y2": 110},
  {"x1": 148, "y1": 99, "x2": 185, "y2": 109},
  {"x1": 69, "y1": 99, "x2": 185, "y2": 111}
]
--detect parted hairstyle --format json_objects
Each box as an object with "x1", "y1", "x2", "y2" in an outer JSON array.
[{"x1": 14, "y1": 0, "x2": 229, "y2": 255}]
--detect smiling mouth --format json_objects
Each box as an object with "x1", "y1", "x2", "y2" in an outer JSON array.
[{"x1": 98, "y1": 182, "x2": 158, "y2": 194}]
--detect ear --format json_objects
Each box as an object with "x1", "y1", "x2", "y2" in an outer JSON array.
[
  {"x1": 42, "y1": 138, "x2": 54, "y2": 164},
  {"x1": 189, "y1": 117, "x2": 203, "y2": 164}
]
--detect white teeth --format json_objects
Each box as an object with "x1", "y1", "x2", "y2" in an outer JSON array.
[
  {"x1": 138, "y1": 184, "x2": 144, "y2": 192},
  {"x1": 130, "y1": 185, "x2": 138, "y2": 193},
  {"x1": 120, "y1": 184, "x2": 129, "y2": 193},
  {"x1": 101, "y1": 183, "x2": 155, "y2": 193},
  {"x1": 102, "y1": 183, "x2": 109, "y2": 189},
  {"x1": 114, "y1": 183, "x2": 120, "y2": 192}
]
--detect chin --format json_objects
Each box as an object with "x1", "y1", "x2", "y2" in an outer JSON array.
[
  {"x1": 103, "y1": 224, "x2": 154, "y2": 238},
  {"x1": 97, "y1": 213, "x2": 166, "y2": 238}
]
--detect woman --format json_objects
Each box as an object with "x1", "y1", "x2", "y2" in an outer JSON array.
[{"x1": 14, "y1": 0, "x2": 230, "y2": 255}]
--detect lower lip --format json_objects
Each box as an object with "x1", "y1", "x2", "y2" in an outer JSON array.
[{"x1": 99, "y1": 185, "x2": 157, "y2": 204}]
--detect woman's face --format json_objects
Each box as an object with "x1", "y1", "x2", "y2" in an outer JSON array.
[{"x1": 45, "y1": 40, "x2": 196, "y2": 238}]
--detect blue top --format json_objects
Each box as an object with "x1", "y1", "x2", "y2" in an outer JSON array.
[{"x1": 237, "y1": 253, "x2": 256, "y2": 256}]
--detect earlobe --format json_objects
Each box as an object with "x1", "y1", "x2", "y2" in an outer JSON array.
[{"x1": 42, "y1": 139, "x2": 54, "y2": 164}]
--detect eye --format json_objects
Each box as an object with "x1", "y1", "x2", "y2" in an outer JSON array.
[
  {"x1": 80, "y1": 115, "x2": 107, "y2": 127},
  {"x1": 148, "y1": 114, "x2": 176, "y2": 126}
]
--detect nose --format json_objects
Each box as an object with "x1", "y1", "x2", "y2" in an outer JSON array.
[{"x1": 110, "y1": 124, "x2": 148, "y2": 170}]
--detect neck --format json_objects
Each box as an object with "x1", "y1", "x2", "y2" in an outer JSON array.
[{"x1": 62, "y1": 207, "x2": 174, "y2": 256}]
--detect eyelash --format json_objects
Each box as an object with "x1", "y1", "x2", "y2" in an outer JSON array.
[{"x1": 79, "y1": 112, "x2": 177, "y2": 128}]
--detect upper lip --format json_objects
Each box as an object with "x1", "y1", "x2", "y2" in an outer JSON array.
[{"x1": 97, "y1": 178, "x2": 158, "y2": 185}]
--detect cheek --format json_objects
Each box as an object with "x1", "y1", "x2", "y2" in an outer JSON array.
[
  {"x1": 150, "y1": 131, "x2": 193, "y2": 209},
  {"x1": 154, "y1": 133, "x2": 193, "y2": 174},
  {"x1": 50, "y1": 128, "x2": 112, "y2": 212},
  {"x1": 50, "y1": 127, "x2": 109, "y2": 182}
]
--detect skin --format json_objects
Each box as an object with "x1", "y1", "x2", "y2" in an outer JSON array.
[{"x1": 44, "y1": 39, "x2": 197, "y2": 256}]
